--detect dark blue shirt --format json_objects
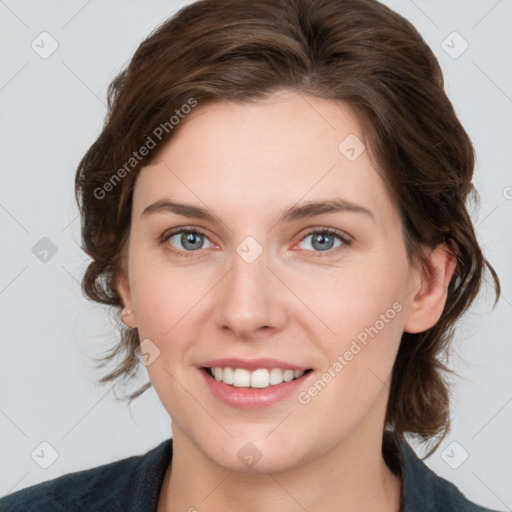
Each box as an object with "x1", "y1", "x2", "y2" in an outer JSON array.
[{"x1": 0, "y1": 431, "x2": 500, "y2": 511}]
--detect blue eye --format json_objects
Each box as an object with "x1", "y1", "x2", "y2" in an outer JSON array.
[
  {"x1": 164, "y1": 229, "x2": 213, "y2": 256},
  {"x1": 297, "y1": 228, "x2": 350, "y2": 255}
]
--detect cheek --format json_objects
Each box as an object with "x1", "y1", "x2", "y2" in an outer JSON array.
[
  {"x1": 295, "y1": 252, "x2": 408, "y2": 396},
  {"x1": 129, "y1": 243, "x2": 213, "y2": 338},
  {"x1": 299, "y1": 255, "x2": 408, "y2": 344},
  {"x1": 290, "y1": 284, "x2": 406, "y2": 447},
  {"x1": 131, "y1": 265, "x2": 206, "y2": 422}
]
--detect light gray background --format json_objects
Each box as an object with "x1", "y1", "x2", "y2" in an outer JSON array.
[{"x1": 0, "y1": 0, "x2": 511, "y2": 509}]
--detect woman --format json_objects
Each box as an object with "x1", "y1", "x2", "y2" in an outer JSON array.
[{"x1": 0, "y1": 0, "x2": 502, "y2": 510}]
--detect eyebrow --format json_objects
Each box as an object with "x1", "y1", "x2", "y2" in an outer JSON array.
[{"x1": 141, "y1": 197, "x2": 374, "y2": 223}]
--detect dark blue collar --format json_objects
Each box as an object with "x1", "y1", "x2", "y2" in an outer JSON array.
[{"x1": 383, "y1": 430, "x2": 497, "y2": 511}]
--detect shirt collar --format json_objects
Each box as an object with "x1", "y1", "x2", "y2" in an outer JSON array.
[{"x1": 383, "y1": 429, "x2": 447, "y2": 512}]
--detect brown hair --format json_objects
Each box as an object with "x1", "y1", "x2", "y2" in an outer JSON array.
[{"x1": 74, "y1": 0, "x2": 500, "y2": 451}]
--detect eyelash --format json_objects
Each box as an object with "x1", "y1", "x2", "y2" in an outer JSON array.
[{"x1": 159, "y1": 226, "x2": 352, "y2": 259}]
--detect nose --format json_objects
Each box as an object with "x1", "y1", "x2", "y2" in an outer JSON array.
[{"x1": 213, "y1": 244, "x2": 289, "y2": 340}]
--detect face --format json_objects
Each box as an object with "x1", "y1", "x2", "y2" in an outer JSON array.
[{"x1": 116, "y1": 89, "x2": 436, "y2": 473}]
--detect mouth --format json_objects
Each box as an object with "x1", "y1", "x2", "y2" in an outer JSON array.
[
  {"x1": 198, "y1": 357, "x2": 315, "y2": 409},
  {"x1": 202, "y1": 366, "x2": 313, "y2": 389}
]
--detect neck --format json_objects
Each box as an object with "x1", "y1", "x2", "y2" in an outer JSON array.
[{"x1": 158, "y1": 424, "x2": 401, "y2": 512}]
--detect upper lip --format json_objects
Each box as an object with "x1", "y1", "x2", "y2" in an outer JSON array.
[{"x1": 200, "y1": 358, "x2": 311, "y2": 371}]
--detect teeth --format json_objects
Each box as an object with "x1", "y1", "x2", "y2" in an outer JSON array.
[
  {"x1": 283, "y1": 369, "x2": 294, "y2": 382},
  {"x1": 209, "y1": 367, "x2": 306, "y2": 388},
  {"x1": 250, "y1": 369, "x2": 269, "y2": 388},
  {"x1": 233, "y1": 368, "x2": 250, "y2": 387},
  {"x1": 223, "y1": 367, "x2": 234, "y2": 385},
  {"x1": 269, "y1": 368, "x2": 283, "y2": 385}
]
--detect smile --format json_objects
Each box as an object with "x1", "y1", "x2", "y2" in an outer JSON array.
[
  {"x1": 205, "y1": 367, "x2": 312, "y2": 389},
  {"x1": 199, "y1": 358, "x2": 314, "y2": 409}
]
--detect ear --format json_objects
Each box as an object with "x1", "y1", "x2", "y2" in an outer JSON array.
[
  {"x1": 115, "y1": 267, "x2": 137, "y2": 329},
  {"x1": 403, "y1": 243, "x2": 457, "y2": 334}
]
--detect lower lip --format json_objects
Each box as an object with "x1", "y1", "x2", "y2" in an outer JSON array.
[{"x1": 200, "y1": 369, "x2": 311, "y2": 410}]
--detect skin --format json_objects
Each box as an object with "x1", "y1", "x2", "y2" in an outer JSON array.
[{"x1": 116, "y1": 89, "x2": 456, "y2": 511}]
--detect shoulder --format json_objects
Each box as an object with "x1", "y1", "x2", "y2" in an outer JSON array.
[
  {"x1": 0, "y1": 438, "x2": 173, "y2": 512},
  {"x1": 0, "y1": 456, "x2": 140, "y2": 512},
  {"x1": 384, "y1": 431, "x2": 501, "y2": 512}
]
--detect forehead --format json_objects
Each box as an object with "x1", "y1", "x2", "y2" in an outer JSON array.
[{"x1": 133, "y1": 90, "x2": 396, "y2": 226}]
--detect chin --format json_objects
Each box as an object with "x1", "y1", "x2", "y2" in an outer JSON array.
[
  {"x1": 225, "y1": 449, "x2": 305, "y2": 474},
  {"x1": 195, "y1": 432, "x2": 310, "y2": 474}
]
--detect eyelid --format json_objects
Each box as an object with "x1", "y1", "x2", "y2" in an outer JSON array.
[
  {"x1": 299, "y1": 226, "x2": 352, "y2": 242},
  {"x1": 294, "y1": 226, "x2": 352, "y2": 256},
  {"x1": 159, "y1": 226, "x2": 214, "y2": 250}
]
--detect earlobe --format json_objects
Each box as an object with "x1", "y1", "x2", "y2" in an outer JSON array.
[
  {"x1": 403, "y1": 243, "x2": 457, "y2": 334},
  {"x1": 115, "y1": 268, "x2": 137, "y2": 329},
  {"x1": 121, "y1": 308, "x2": 137, "y2": 328}
]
